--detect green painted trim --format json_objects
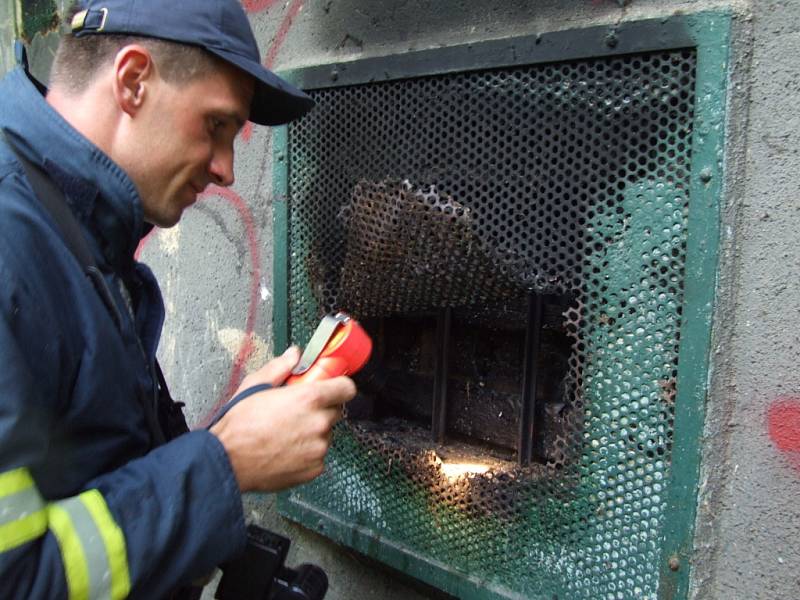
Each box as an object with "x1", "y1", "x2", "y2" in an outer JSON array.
[
  {"x1": 272, "y1": 125, "x2": 289, "y2": 355},
  {"x1": 281, "y1": 496, "x2": 536, "y2": 600},
  {"x1": 657, "y1": 11, "x2": 731, "y2": 600}
]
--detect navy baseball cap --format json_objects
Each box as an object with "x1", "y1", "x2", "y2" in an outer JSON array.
[{"x1": 69, "y1": 0, "x2": 314, "y2": 125}]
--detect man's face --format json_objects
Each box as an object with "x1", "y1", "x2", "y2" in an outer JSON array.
[{"x1": 124, "y1": 60, "x2": 254, "y2": 228}]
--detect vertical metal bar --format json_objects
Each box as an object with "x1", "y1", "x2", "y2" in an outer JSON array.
[
  {"x1": 432, "y1": 307, "x2": 452, "y2": 443},
  {"x1": 272, "y1": 125, "x2": 290, "y2": 355},
  {"x1": 519, "y1": 293, "x2": 543, "y2": 466}
]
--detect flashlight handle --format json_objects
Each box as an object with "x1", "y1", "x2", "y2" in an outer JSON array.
[{"x1": 285, "y1": 357, "x2": 351, "y2": 385}]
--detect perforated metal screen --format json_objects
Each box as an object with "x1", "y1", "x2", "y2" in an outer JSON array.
[{"x1": 276, "y1": 17, "x2": 728, "y2": 599}]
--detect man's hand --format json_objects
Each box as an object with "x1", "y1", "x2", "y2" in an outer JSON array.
[{"x1": 210, "y1": 346, "x2": 356, "y2": 492}]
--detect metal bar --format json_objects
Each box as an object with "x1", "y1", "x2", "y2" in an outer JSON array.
[
  {"x1": 519, "y1": 293, "x2": 543, "y2": 467},
  {"x1": 281, "y1": 16, "x2": 697, "y2": 91},
  {"x1": 432, "y1": 307, "x2": 452, "y2": 444}
]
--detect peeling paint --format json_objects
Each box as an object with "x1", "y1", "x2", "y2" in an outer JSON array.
[
  {"x1": 217, "y1": 327, "x2": 269, "y2": 374},
  {"x1": 15, "y1": 0, "x2": 59, "y2": 43},
  {"x1": 158, "y1": 224, "x2": 181, "y2": 256}
]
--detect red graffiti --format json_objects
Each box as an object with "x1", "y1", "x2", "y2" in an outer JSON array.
[
  {"x1": 134, "y1": 187, "x2": 262, "y2": 428},
  {"x1": 134, "y1": 2, "x2": 302, "y2": 420},
  {"x1": 134, "y1": 227, "x2": 156, "y2": 261},
  {"x1": 241, "y1": 0, "x2": 282, "y2": 14},
  {"x1": 198, "y1": 185, "x2": 262, "y2": 426},
  {"x1": 240, "y1": 122, "x2": 255, "y2": 144},
  {"x1": 768, "y1": 397, "x2": 800, "y2": 473},
  {"x1": 241, "y1": 0, "x2": 305, "y2": 142},
  {"x1": 264, "y1": 0, "x2": 305, "y2": 69}
]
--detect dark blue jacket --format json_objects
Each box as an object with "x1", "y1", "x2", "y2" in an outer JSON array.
[{"x1": 0, "y1": 67, "x2": 245, "y2": 599}]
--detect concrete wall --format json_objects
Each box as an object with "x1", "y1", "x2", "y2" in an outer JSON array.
[
  {"x1": 691, "y1": 2, "x2": 800, "y2": 598},
  {"x1": 9, "y1": 0, "x2": 800, "y2": 598}
]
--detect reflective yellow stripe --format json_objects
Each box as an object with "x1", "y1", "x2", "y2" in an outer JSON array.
[
  {"x1": 0, "y1": 468, "x2": 47, "y2": 552},
  {"x1": 0, "y1": 508, "x2": 47, "y2": 552},
  {"x1": 0, "y1": 467, "x2": 36, "y2": 497},
  {"x1": 80, "y1": 490, "x2": 130, "y2": 600},
  {"x1": 1, "y1": 470, "x2": 131, "y2": 599},
  {"x1": 48, "y1": 490, "x2": 131, "y2": 600},
  {"x1": 48, "y1": 503, "x2": 91, "y2": 600}
]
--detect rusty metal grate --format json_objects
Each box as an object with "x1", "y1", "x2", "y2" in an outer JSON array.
[{"x1": 281, "y1": 40, "x2": 702, "y2": 599}]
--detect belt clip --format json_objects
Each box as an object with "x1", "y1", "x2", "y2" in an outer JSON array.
[{"x1": 290, "y1": 313, "x2": 351, "y2": 376}]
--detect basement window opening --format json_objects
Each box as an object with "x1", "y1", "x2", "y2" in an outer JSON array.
[
  {"x1": 349, "y1": 293, "x2": 576, "y2": 470},
  {"x1": 275, "y1": 17, "x2": 729, "y2": 595}
]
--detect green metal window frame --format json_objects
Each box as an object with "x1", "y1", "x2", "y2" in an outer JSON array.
[{"x1": 272, "y1": 11, "x2": 730, "y2": 599}]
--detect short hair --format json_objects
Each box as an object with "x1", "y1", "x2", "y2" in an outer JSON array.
[{"x1": 49, "y1": 5, "x2": 219, "y2": 94}]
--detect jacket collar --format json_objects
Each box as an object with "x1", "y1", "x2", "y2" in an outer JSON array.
[{"x1": 0, "y1": 67, "x2": 145, "y2": 271}]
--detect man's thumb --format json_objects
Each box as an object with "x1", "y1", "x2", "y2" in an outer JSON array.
[{"x1": 256, "y1": 345, "x2": 301, "y2": 386}]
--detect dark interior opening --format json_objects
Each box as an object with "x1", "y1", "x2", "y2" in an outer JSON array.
[{"x1": 349, "y1": 293, "x2": 574, "y2": 466}]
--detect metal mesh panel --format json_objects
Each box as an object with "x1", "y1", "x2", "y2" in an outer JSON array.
[{"x1": 286, "y1": 49, "x2": 696, "y2": 599}]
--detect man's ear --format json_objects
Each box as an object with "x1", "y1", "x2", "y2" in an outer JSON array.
[{"x1": 112, "y1": 44, "x2": 155, "y2": 117}]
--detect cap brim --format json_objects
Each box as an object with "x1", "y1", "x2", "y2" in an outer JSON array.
[{"x1": 208, "y1": 47, "x2": 315, "y2": 126}]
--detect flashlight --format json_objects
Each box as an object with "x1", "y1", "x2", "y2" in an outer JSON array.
[{"x1": 285, "y1": 312, "x2": 372, "y2": 385}]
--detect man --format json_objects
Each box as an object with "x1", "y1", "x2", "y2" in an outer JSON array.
[{"x1": 0, "y1": 0, "x2": 355, "y2": 598}]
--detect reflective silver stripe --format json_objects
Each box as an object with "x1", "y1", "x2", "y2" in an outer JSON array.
[
  {"x1": 54, "y1": 496, "x2": 112, "y2": 600},
  {"x1": 0, "y1": 485, "x2": 45, "y2": 525}
]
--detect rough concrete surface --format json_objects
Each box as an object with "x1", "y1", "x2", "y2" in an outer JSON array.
[{"x1": 6, "y1": 0, "x2": 799, "y2": 598}]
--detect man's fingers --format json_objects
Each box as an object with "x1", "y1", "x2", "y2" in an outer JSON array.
[
  {"x1": 319, "y1": 406, "x2": 343, "y2": 436},
  {"x1": 296, "y1": 464, "x2": 326, "y2": 485},
  {"x1": 311, "y1": 376, "x2": 357, "y2": 408},
  {"x1": 255, "y1": 346, "x2": 301, "y2": 386},
  {"x1": 214, "y1": 370, "x2": 354, "y2": 492}
]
